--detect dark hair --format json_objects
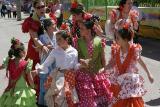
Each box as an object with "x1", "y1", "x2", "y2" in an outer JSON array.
[
  {"x1": 83, "y1": 14, "x2": 100, "y2": 29},
  {"x1": 117, "y1": 28, "x2": 132, "y2": 41},
  {"x1": 42, "y1": 18, "x2": 53, "y2": 31},
  {"x1": 33, "y1": 0, "x2": 44, "y2": 8},
  {"x1": 119, "y1": 0, "x2": 127, "y2": 8},
  {"x1": 70, "y1": 3, "x2": 84, "y2": 14},
  {"x1": 83, "y1": 15, "x2": 100, "y2": 37},
  {"x1": 133, "y1": 1, "x2": 139, "y2": 7},
  {"x1": 56, "y1": 30, "x2": 72, "y2": 45},
  {"x1": 8, "y1": 38, "x2": 25, "y2": 58}
]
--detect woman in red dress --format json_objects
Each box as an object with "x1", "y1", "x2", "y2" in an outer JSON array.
[{"x1": 22, "y1": 0, "x2": 51, "y2": 102}]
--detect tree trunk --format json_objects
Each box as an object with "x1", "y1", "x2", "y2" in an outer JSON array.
[{"x1": 16, "y1": 0, "x2": 21, "y2": 21}]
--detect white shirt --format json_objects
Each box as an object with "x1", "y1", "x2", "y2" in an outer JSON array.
[
  {"x1": 41, "y1": 46, "x2": 78, "y2": 73},
  {"x1": 12, "y1": 5, "x2": 17, "y2": 12},
  {"x1": 6, "y1": 4, "x2": 12, "y2": 10}
]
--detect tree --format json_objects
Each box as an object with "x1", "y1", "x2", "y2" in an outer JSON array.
[{"x1": 16, "y1": 0, "x2": 21, "y2": 21}]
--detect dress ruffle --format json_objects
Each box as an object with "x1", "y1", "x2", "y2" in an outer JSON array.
[
  {"x1": 0, "y1": 87, "x2": 37, "y2": 107},
  {"x1": 76, "y1": 71, "x2": 112, "y2": 107},
  {"x1": 22, "y1": 17, "x2": 40, "y2": 33}
]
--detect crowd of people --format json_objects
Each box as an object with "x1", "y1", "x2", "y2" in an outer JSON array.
[
  {"x1": 0, "y1": 2, "x2": 17, "y2": 18},
  {"x1": 0, "y1": 0, "x2": 154, "y2": 107}
]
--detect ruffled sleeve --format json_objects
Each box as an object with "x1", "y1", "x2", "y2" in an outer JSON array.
[
  {"x1": 134, "y1": 44, "x2": 142, "y2": 60},
  {"x1": 129, "y1": 10, "x2": 139, "y2": 30},
  {"x1": 3, "y1": 57, "x2": 9, "y2": 69},
  {"x1": 26, "y1": 59, "x2": 33, "y2": 73},
  {"x1": 105, "y1": 9, "x2": 119, "y2": 39},
  {"x1": 22, "y1": 17, "x2": 41, "y2": 33}
]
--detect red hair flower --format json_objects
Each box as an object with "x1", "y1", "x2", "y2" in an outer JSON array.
[
  {"x1": 60, "y1": 23, "x2": 68, "y2": 30},
  {"x1": 83, "y1": 13, "x2": 92, "y2": 20},
  {"x1": 123, "y1": 22, "x2": 130, "y2": 30},
  {"x1": 71, "y1": 2, "x2": 78, "y2": 9}
]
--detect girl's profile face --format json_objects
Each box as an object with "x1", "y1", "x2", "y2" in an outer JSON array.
[
  {"x1": 47, "y1": 21, "x2": 56, "y2": 33},
  {"x1": 79, "y1": 22, "x2": 90, "y2": 37},
  {"x1": 56, "y1": 34, "x2": 67, "y2": 48},
  {"x1": 19, "y1": 50, "x2": 26, "y2": 58}
]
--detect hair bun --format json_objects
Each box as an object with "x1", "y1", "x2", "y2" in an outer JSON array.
[{"x1": 11, "y1": 37, "x2": 20, "y2": 45}]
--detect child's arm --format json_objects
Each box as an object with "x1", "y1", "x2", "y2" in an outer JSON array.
[
  {"x1": 25, "y1": 59, "x2": 35, "y2": 88},
  {"x1": 27, "y1": 71, "x2": 35, "y2": 88},
  {"x1": 138, "y1": 57, "x2": 154, "y2": 83}
]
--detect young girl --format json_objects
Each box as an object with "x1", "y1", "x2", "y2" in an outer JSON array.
[
  {"x1": 37, "y1": 30, "x2": 79, "y2": 107},
  {"x1": 39, "y1": 18, "x2": 57, "y2": 62},
  {"x1": 105, "y1": 0, "x2": 139, "y2": 42},
  {"x1": 38, "y1": 18, "x2": 57, "y2": 106},
  {"x1": 105, "y1": 23, "x2": 154, "y2": 107},
  {"x1": 0, "y1": 38, "x2": 37, "y2": 107},
  {"x1": 76, "y1": 16, "x2": 112, "y2": 107}
]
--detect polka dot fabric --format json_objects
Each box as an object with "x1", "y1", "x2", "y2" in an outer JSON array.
[{"x1": 76, "y1": 70, "x2": 112, "y2": 107}]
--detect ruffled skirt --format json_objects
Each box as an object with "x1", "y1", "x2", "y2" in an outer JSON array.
[
  {"x1": 0, "y1": 87, "x2": 37, "y2": 107},
  {"x1": 112, "y1": 97, "x2": 144, "y2": 107},
  {"x1": 76, "y1": 70, "x2": 112, "y2": 107}
]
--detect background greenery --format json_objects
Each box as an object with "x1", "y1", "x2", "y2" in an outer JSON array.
[{"x1": 78, "y1": 0, "x2": 160, "y2": 8}]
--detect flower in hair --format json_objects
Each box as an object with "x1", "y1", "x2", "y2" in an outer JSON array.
[
  {"x1": 11, "y1": 37, "x2": 22, "y2": 49},
  {"x1": 83, "y1": 13, "x2": 92, "y2": 20},
  {"x1": 123, "y1": 22, "x2": 130, "y2": 30},
  {"x1": 11, "y1": 37, "x2": 20, "y2": 45},
  {"x1": 60, "y1": 23, "x2": 68, "y2": 30}
]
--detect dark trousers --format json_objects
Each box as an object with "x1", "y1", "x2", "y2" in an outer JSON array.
[
  {"x1": 1, "y1": 9, "x2": 5, "y2": 17},
  {"x1": 7, "y1": 10, "x2": 11, "y2": 18},
  {"x1": 12, "y1": 11, "x2": 17, "y2": 18}
]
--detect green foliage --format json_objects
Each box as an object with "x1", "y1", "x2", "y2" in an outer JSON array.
[{"x1": 78, "y1": 0, "x2": 160, "y2": 7}]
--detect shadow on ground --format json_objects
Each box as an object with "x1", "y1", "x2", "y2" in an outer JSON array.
[
  {"x1": 139, "y1": 37, "x2": 160, "y2": 61},
  {"x1": 146, "y1": 98, "x2": 160, "y2": 106}
]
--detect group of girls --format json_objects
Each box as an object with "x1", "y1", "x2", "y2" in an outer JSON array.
[{"x1": 0, "y1": 0, "x2": 154, "y2": 107}]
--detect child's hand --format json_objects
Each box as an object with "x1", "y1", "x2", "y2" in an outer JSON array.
[
  {"x1": 47, "y1": 45, "x2": 54, "y2": 50},
  {"x1": 42, "y1": 45, "x2": 49, "y2": 54},
  {"x1": 99, "y1": 68, "x2": 104, "y2": 73},
  {"x1": 148, "y1": 74, "x2": 154, "y2": 83},
  {"x1": 31, "y1": 70, "x2": 39, "y2": 77},
  {"x1": 35, "y1": 63, "x2": 43, "y2": 71},
  {"x1": 79, "y1": 59, "x2": 91, "y2": 68}
]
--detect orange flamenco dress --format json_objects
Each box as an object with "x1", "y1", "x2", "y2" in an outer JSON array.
[{"x1": 108, "y1": 43, "x2": 146, "y2": 107}]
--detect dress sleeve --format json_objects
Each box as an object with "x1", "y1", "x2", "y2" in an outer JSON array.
[
  {"x1": 39, "y1": 34, "x2": 46, "y2": 44},
  {"x1": 105, "y1": 9, "x2": 118, "y2": 39},
  {"x1": 26, "y1": 59, "x2": 33, "y2": 73},
  {"x1": 2, "y1": 57, "x2": 9, "y2": 69},
  {"x1": 22, "y1": 17, "x2": 40, "y2": 33}
]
